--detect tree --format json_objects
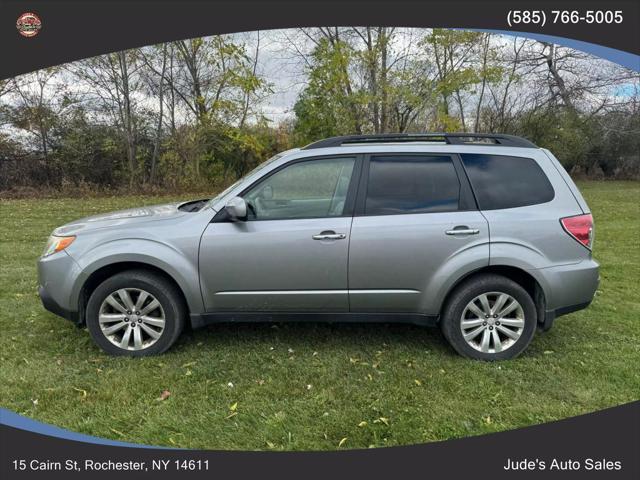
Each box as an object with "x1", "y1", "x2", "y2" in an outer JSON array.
[
  {"x1": 70, "y1": 50, "x2": 144, "y2": 186},
  {"x1": 6, "y1": 67, "x2": 74, "y2": 162}
]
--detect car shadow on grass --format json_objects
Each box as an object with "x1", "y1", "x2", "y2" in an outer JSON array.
[{"x1": 178, "y1": 321, "x2": 452, "y2": 355}]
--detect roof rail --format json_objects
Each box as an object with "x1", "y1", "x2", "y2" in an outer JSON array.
[{"x1": 302, "y1": 133, "x2": 537, "y2": 149}]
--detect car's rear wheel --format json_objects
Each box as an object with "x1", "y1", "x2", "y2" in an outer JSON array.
[
  {"x1": 86, "y1": 270, "x2": 185, "y2": 356},
  {"x1": 440, "y1": 274, "x2": 537, "y2": 360}
]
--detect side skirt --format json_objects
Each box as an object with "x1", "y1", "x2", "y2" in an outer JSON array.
[{"x1": 190, "y1": 312, "x2": 439, "y2": 329}]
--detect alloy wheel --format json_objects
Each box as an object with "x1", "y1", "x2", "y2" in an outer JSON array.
[
  {"x1": 98, "y1": 288, "x2": 166, "y2": 351},
  {"x1": 459, "y1": 291, "x2": 525, "y2": 354}
]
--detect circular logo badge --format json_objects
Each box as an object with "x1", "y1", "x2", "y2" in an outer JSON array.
[{"x1": 16, "y1": 12, "x2": 42, "y2": 38}]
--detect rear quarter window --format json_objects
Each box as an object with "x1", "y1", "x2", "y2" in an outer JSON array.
[{"x1": 460, "y1": 154, "x2": 554, "y2": 210}]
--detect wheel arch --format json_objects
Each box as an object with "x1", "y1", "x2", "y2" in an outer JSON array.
[
  {"x1": 438, "y1": 265, "x2": 547, "y2": 327},
  {"x1": 77, "y1": 261, "x2": 196, "y2": 327}
]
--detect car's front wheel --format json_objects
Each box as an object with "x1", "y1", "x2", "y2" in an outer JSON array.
[
  {"x1": 86, "y1": 270, "x2": 185, "y2": 356},
  {"x1": 440, "y1": 274, "x2": 537, "y2": 360}
]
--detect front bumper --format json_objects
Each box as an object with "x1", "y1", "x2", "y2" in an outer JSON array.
[
  {"x1": 37, "y1": 250, "x2": 85, "y2": 324},
  {"x1": 38, "y1": 284, "x2": 79, "y2": 323}
]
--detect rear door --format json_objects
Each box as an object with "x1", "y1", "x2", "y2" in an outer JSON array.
[{"x1": 348, "y1": 153, "x2": 489, "y2": 314}]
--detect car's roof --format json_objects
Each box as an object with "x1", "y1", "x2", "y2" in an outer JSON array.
[
  {"x1": 303, "y1": 133, "x2": 537, "y2": 149},
  {"x1": 281, "y1": 142, "x2": 541, "y2": 161}
]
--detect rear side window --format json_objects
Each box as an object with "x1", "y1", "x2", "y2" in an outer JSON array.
[
  {"x1": 365, "y1": 155, "x2": 460, "y2": 215},
  {"x1": 460, "y1": 154, "x2": 554, "y2": 210}
]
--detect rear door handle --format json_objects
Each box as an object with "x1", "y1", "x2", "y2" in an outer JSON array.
[
  {"x1": 445, "y1": 227, "x2": 480, "y2": 236},
  {"x1": 313, "y1": 230, "x2": 346, "y2": 240}
]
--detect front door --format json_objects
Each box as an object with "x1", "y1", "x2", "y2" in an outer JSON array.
[{"x1": 199, "y1": 156, "x2": 359, "y2": 312}]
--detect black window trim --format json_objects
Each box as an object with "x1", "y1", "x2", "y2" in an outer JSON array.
[
  {"x1": 213, "y1": 153, "x2": 364, "y2": 223},
  {"x1": 353, "y1": 153, "x2": 478, "y2": 217}
]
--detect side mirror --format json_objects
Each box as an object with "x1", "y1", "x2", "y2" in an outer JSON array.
[{"x1": 224, "y1": 197, "x2": 247, "y2": 221}]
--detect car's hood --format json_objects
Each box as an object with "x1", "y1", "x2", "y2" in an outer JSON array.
[{"x1": 53, "y1": 202, "x2": 189, "y2": 236}]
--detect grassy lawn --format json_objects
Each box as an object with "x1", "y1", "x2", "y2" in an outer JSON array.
[{"x1": 0, "y1": 181, "x2": 638, "y2": 450}]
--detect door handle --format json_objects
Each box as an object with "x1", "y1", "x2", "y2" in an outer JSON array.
[
  {"x1": 313, "y1": 231, "x2": 346, "y2": 240},
  {"x1": 445, "y1": 227, "x2": 480, "y2": 236}
]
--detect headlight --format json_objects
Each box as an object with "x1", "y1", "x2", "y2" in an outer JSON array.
[{"x1": 42, "y1": 235, "x2": 76, "y2": 257}]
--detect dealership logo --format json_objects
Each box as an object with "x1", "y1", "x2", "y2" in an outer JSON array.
[{"x1": 16, "y1": 12, "x2": 42, "y2": 38}]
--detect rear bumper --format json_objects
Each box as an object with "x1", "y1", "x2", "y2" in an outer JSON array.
[
  {"x1": 533, "y1": 259, "x2": 599, "y2": 331},
  {"x1": 540, "y1": 300, "x2": 592, "y2": 331}
]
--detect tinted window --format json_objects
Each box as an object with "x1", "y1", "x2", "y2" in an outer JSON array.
[
  {"x1": 244, "y1": 157, "x2": 355, "y2": 220},
  {"x1": 365, "y1": 155, "x2": 460, "y2": 215},
  {"x1": 460, "y1": 154, "x2": 554, "y2": 210}
]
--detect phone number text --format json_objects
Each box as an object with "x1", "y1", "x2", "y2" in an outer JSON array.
[{"x1": 507, "y1": 10, "x2": 623, "y2": 27}]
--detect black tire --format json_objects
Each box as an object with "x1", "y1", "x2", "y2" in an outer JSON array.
[
  {"x1": 86, "y1": 270, "x2": 186, "y2": 356},
  {"x1": 440, "y1": 274, "x2": 537, "y2": 360}
]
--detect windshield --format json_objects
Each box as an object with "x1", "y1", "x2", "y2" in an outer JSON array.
[{"x1": 205, "y1": 152, "x2": 288, "y2": 209}]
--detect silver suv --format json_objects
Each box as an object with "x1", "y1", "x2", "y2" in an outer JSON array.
[{"x1": 38, "y1": 133, "x2": 599, "y2": 360}]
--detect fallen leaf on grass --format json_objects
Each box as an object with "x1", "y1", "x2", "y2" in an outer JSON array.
[
  {"x1": 72, "y1": 387, "x2": 87, "y2": 398},
  {"x1": 157, "y1": 390, "x2": 171, "y2": 401},
  {"x1": 374, "y1": 417, "x2": 390, "y2": 426},
  {"x1": 357, "y1": 421, "x2": 367, "y2": 427},
  {"x1": 414, "y1": 379, "x2": 422, "y2": 386},
  {"x1": 225, "y1": 402, "x2": 239, "y2": 419},
  {"x1": 338, "y1": 437, "x2": 348, "y2": 448},
  {"x1": 544, "y1": 350, "x2": 554, "y2": 355}
]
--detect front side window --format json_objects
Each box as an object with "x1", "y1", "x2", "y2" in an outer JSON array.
[
  {"x1": 460, "y1": 154, "x2": 554, "y2": 210},
  {"x1": 365, "y1": 155, "x2": 460, "y2": 215},
  {"x1": 243, "y1": 157, "x2": 356, "y2": 220}
]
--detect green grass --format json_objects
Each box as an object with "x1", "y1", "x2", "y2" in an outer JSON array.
[{"x1": 1, "y1": 181, "x2": 639, "y2": 450}]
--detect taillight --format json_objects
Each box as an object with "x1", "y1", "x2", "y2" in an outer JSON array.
[{"x1": 561, "y1": 214, "x2": 593, "y2": 249}]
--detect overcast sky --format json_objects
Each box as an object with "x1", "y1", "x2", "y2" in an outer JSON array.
[{"x1": 3, "y1": 28, "x2": 637, "y2": 133}]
